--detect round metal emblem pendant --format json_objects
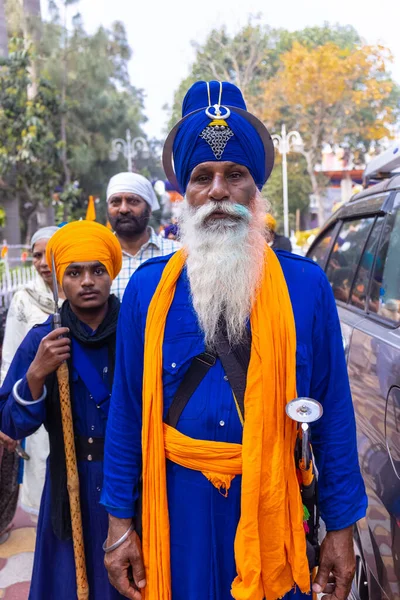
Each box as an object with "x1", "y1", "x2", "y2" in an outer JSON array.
[
  {"x1": 285, "y1": 397, "x2": 323, "y2": 423},
  {"x1": 205, "y1": 104, "x2": 231, "y2": 120}
]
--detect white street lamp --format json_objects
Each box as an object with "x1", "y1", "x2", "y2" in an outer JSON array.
[
  {"x1": 109, "y1": 129, "x2": 150, "y2": 172},
  {"x1": 272, "y1": 124, "x2": 303, "y2": 238}
]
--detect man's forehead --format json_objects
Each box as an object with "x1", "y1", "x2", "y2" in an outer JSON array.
[
  {"x1": 108, "y1": 192, "x2": 145, "y2": 202},
  {"x1": 192, "y1": 161, "x2": 249, "y2": 172},
  {"x1": 66, "y1": 261, "x2": 104, "y2": 268}
]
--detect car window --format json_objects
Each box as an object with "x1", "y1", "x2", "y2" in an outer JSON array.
[
  {"x1": 308, "y1": 226, "x2": 336, "y2": 268},
  {"x1": 326, "y1": 218, "x2": 374, "y2": 303},
  {"x1": 350, "y1": 217, "x2": 384, "y2": 311},
  {"x1": 370, "y1": 209, "x2": 400, "y2": 323}
]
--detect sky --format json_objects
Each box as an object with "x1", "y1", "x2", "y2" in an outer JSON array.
[{"x1": 42, "y1": 0, "x2": 400, "y2": 140}]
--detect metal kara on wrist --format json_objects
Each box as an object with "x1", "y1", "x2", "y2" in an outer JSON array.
[{"x1": 103, "y1": 522, "x2": 135, "y2": 553}]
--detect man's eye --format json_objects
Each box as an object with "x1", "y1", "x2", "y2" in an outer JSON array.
[
  {"x1": 229, "y1": 172, "x2": 242, "y2": 179},
  {"x1": 67, "y1": 271, "x2": 79, "y2": 277},
  {"x1": 95, "y1": 268, "x2": 105, "y2": 275},
  {"x1": 197, "y1": 175, "x2": 210, "y2": 182}
]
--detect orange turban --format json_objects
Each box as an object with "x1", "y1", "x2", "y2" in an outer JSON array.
[
  {"x1": 46, "y1": 221, "x2": 122, "y2": 284},
  {"x1": 265, "y1": 213, "x2": 277, "y2": 232}
]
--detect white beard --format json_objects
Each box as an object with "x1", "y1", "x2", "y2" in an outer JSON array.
[{"x1": 179, "y1": 192, "x2": 268, "y2": 348}]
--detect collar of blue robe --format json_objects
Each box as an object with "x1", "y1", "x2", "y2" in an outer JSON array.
[{"x1": 162, "y1": 80, "x2": 275, "y2": 193}]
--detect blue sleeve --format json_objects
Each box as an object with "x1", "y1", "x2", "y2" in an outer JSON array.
[
  {"x1": 101, "y1": 278, "x2": 144, "y2": 518},
  {"x1": 0, "y1": 328, "x2": 46, "y2": 440},
  {"x1": 310, "y1": 273, "x2": 368, "y2": 531}
]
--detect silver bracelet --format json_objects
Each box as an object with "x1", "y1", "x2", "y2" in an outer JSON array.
[
  {"x1": 13, "y1": 379, "x2": 47, "y2": 406},
  {"x1": 103, "y1": 522, "x2": 135, "y2": 553}
]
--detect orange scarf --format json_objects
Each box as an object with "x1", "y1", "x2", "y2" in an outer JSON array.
[{"x1": 141, "y1": 246, "x2": 310, "y2": 600}]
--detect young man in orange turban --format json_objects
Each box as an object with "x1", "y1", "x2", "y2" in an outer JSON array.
[
  {"x1": 0, "y1": 221, "x2": 126, "y2": 600},
  {"x1": 102, "y1": 82, "x2": 367, "y2": 600}
]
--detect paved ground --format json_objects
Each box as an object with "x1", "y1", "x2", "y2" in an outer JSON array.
[{"x1": 0, "y1": 505, "x2": 36, "y2": 599}]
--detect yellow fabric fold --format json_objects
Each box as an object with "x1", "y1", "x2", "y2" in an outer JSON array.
[
  {"x1": 141, "y1": 246, "x2": 310, "y2": 600},
  {"x1": 164, "y1": 423, "x2": 242, "y2": 494}
]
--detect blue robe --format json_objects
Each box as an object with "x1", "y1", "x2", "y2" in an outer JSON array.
[
  {"x1": 0, "y1": 317, "x2": 124, "y2": 600},
  {"x1": 102, "y1": 250, "x2": 368, "y2": 600}
]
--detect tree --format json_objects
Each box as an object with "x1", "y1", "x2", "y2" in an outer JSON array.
[
  {"x1": 264, "y1": 154, "x2": 313, "y2": 232},
  {"x1": 167, "y1": 21, "x2": 362, "y2": 128},
  {"x1": 168, "y1": 19, "x2": 286, "y2": 128},
  {"x1": 38, "y1": 3, "x2": 149, "y2": 220},
  {"x1": 280, "y1": 22, "x2": 361, "y2": 53},
  {"x1": 258, "y1": 41, "x2": 400, "y2": 224},
  {"x1": 0, "y1": 40, "x2": 61, "y2": 241},
  {"x1": 2, "y1": 0, "x2": 158, "y2": 236}
]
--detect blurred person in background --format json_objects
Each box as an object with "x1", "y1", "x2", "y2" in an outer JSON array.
[
  {"x1": 265, "y1": 213, "x2": 292, "y2": 252},
  {"x1": 161, "y1": 216, "x2": 180, "y2": 240},
  {"x1": 106, "y1": 172, "x2": 181, "y2": 300},
  {"x1": 0, "y1": 226, "x2": 65, "y2": 540}
]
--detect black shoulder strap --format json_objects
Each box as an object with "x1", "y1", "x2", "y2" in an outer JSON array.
[
  {"x1": 215, "y1": 329, "x2": 251, "y2": 420},
  {"x1": 164, "y1": 330, "x2": 251, "y2": 428},
  {"x1": 164, "y1": 352, "x2": 216, "y2": 427}
]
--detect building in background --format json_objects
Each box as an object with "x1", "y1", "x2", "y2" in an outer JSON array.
[{"x1": 305, "y1": 145, "x2": 365, "y2": 230}]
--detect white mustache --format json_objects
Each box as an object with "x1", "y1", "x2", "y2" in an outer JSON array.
[{"x1": 190, "y1": 202, "x2": 252, "y2": 227}]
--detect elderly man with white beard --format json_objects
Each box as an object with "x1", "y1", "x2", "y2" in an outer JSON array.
[{"x1": 101, "y1": 81, "x2": 367, "y2": 600}]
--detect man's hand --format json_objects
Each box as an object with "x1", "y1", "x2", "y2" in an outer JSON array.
[
  {"x1": 104, "y1": 516, "x2": 146, "y2": 600},
  {"x1": 26, "y1": 328, "x2": 70, "y2": 399},
  {"x1": 313, "y1": 526, "x2": 356, "y2": 600},
  {"x1": 0, "y1": 431, "x2": 18, "y2": 452}
]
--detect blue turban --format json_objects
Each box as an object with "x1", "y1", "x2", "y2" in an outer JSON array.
[{"x1": 164, "y1": 81, "x2": 274, "y2": 193}]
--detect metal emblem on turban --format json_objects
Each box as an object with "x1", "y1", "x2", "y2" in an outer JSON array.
[
  {"x1": 204, "y1": 82, "x2": 232, "y2": 121},
  {"x1": 200, "y1": 123, "x2": 234, "y2": 160},
  {"x1": 200, "y1": 82, "x2": 234, "y2": 159},
  {"x1": 205, "y1": 104, "x2": 231, "y2": 121}
]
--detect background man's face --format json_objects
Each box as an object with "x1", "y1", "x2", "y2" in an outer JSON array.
[
  {"x1": 185, "y1": 161, "x2": 257, "y2": 219},
  {"x1": 62, "y1": 261, "x2": 111, "y2": 311},
  {"x1": 107, "y1": 192, "x2": 151, "y2": 238}
]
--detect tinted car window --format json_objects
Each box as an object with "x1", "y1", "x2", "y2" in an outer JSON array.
[
  {"x1": 308, "y1": 226, "x2": 336, "y2": 268},
  {"x1": 350, "y1": 217, "x2": 384, "y2": 311},
  {"x1": 370, "y1": 209, "x2": 400, "y2": 322},
  {"x1": 326, "y1": 218, "x2": 374, "y2": 303}
]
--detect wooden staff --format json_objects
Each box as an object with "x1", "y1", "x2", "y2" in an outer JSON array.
[{"x1": 52, "y1": 253, "x2": 89, "y2": 600}]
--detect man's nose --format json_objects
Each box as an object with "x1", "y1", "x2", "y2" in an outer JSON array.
[
  {"x1": 40, "y1": 254, "x2": 48, "y2": 268},
  {"x1": 118, "y1": 200, "x2": 130, "y2": 214},
  {"x1": 209, "y1": 175, "x2": 229, "y2": 202},
  {"x1": 81, "y1": 272, "x2": 95, "y2": 286}
]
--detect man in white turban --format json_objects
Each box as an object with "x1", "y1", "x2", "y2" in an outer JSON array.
[{"x1": 106, "y1": 172, "x2": 181, "y2": 300}]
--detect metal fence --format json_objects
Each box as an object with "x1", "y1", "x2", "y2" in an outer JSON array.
[{"x1": 0, "y1": 244, "x2": 36, "y2": 309}]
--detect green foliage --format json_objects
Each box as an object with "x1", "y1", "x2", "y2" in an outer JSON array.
[
  {"x1": 37, "y1": 8, "x2": 149, "y2": 220},
  {"x1": 2, "y1": 0, "x2": 161, "y2": 233},
  {"x1": 280, "y1": 22, "x2": 361, "y2": 52},
  {"x1": 0, "y1": 38, "x2": 61, "y2": 238}
]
